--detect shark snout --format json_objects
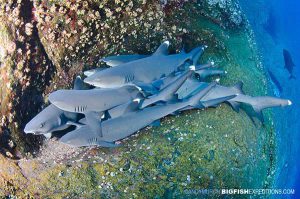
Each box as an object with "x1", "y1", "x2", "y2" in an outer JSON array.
[
  {"x1": 24, "y1": 124, "x2": 34, "y2": 134},
  {"x1": 24, "y1": 123, "x2": 41, "y2": 135}
]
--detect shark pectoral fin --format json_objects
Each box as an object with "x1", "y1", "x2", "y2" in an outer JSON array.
[
  {"x1": 97, "y1": 141, "x2": 119, "y2": 148},
  {"x1": 253, "y1": 107, "x2": 265, "y2": 123},
  {"x1": 227, "y1": 101, "x2": 240, "y2": 112},
  {"x1": 134, "y1": 82, "x2": 159, "y2": 95},
  {"x1": 153, "y1": 41, "x2": 170, "y2": 56},
  {"x1": 232, "y1": 81, "x2": 245, "y2": 94},
  {"x1": 78, "y1": 118, "x2": 87, "y2": 125},
  {"x1": 149, "y1": 120, "x2": 161, "y2": 127},
  {"x1": 66, "y1": 121, "x2": 84, "y2": 128},
  {"x1": 85, "y1": 111, "x2": 103, "y2": 137},
  {"x1": 200, "y1": 95, "x2": 237, "y2": 108}
]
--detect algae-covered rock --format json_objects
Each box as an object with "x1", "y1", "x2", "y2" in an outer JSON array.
[{"x1": 0, "y1": 0, "x2": 276, "y2": 198}]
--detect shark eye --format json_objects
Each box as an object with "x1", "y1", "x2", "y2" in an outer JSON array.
[{"x1": 40, "y1": 122, "x2": 45, "y2": 128}]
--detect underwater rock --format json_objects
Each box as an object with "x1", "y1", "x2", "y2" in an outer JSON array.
[{"x1": 0, "y1": 0, "x2": 277, "y2": 198}]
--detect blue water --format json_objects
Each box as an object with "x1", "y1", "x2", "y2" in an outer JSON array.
[{"x1": 239, "y1": 0, "x2": 300, "y2": 198}]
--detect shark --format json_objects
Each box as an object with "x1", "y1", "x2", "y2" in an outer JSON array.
[
  {"x1": 48, "y1": 85, "x2": 143, "y2": 137},
  {"x1": 176, "y1": 79, "x2": 292, "y2": 122},
  {"x1": 59, "y1": 83, "x2": 237, "y2": 147},
  {"x1": 24, "y1": 76, "x2": 85, "y2": 138},
  {"x1": 84, "y1": 41, "x2": 170, "y2": 76},
  {"x1": 283, "y1": 49, "x2": 296, "y2": 79},
  {"x1": 83, "y1": 42, "x2": 205, "y2": 91}
]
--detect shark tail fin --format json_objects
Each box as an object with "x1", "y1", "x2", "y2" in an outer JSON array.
[
  {"x1": 232, "y1": 81, "x2": 245, "y2": 95},
  {"x1": 187, "y1": 45, "x2": 206, "y2": 65}
]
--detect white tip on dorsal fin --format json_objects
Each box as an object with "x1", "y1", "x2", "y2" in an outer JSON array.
[
  {"x1": 189, "y1": 65, "x2": 196, "y2": 71},
  {"x1": 153, "y1": 41, "x2": 170, "y2": 56},
  {"x1": 133, "y1": 98, "x2": 141, "y2": 103},
  {"x1": 288, "y1": 100, "x2": 292, "y2": 105}
]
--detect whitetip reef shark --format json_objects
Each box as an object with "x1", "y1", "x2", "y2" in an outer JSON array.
[
  {"x1": 83, "y1": 41, "x2": 206, "y2": 92},
  {"x1": 176, "y1": 79, "x2": 292, "y2": 122},
  {"x1": 24, "y1": 76, "x2": 85, "y2": 138}
]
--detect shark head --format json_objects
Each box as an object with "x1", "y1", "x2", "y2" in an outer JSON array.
[
  {"x1": 24, "y1": 105, "x2": 64, "y2": 135},
  {"x1": 60, "y1": 125, "x2": 95, "y2": 147},
  {"x1": 84, "y1": 69, "x2": 126, "y2": 88}
]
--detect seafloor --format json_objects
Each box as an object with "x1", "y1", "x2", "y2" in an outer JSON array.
[{"x1": 0, "y1": 0, "x2": 275, "y2": 198}]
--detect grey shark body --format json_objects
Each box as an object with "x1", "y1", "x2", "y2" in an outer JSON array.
[
  {"x1": 84, "y1": 44, "x2": 205, "y2": 88},
  {"x1": 60, "y1": 83, "x2": 236, "y2": 147},
  {"x1": 177, "y1": 79, "x2": 292, "y2": 121},
  {"x1": 24, "y1": 77, "x2": 84, "y2": 136},
  {"x1": 48, "y1": 85, "x2": 142, "y2": 114}
]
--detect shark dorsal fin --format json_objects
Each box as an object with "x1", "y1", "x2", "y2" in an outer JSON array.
[
  {"x1": 73, "y1": 76, "x2": 85, "y2": 90},
  {"x1": 232, "y1": 81, "x2": 244, "y2": 94},
  {"x1": 153, "y1": 41, "x2": 170, "y2": 56},
  {"x1": 107, "y1": 100, "x2": 140, "y2": 118}
]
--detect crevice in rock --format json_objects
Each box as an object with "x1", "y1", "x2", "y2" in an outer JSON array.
[{"x1": 0, "y1": 0, "x2": 57, "y2": 159}]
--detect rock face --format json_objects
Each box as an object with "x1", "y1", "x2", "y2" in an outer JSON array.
[{"x1": 0, "y1": 0, "x2": 275, "y2": 198}]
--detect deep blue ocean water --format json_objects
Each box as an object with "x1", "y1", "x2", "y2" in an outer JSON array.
[{"x1": 239, "y1": 0, "x2": 300, "y2": 198}]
